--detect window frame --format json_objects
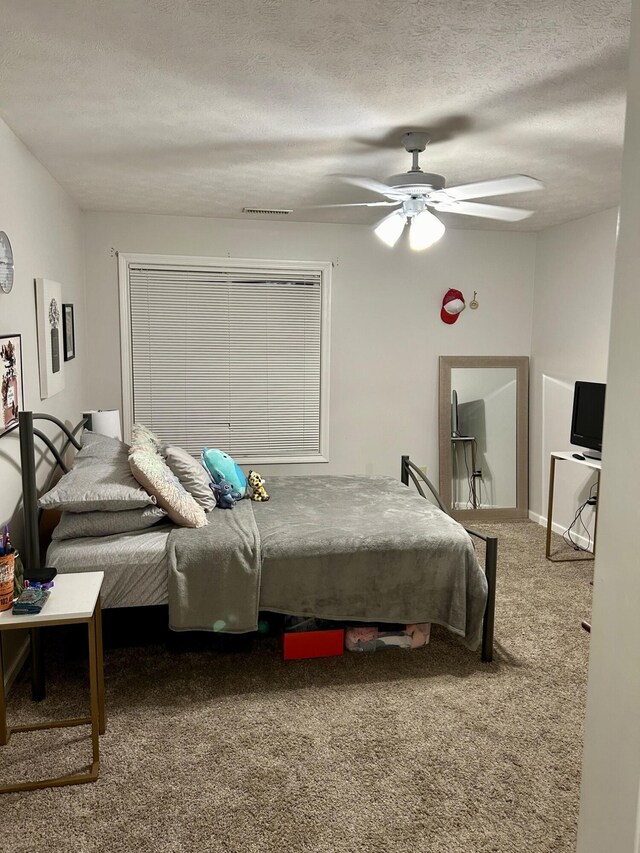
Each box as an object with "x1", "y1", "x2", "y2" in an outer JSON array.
[{"x1": 118, "y1": 252, "x2": 332, "y2": 464}]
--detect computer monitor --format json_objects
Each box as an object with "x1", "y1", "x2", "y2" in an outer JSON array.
[{"x1": 570, "y1": 381, "x2": 606, "y2": 459}]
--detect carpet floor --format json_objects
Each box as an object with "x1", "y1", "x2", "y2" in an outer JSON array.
[{"x1": 2, "y1": 521, "x2": 593, "y2": 853}]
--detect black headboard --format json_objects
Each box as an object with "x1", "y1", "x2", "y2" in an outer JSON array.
[
  {"x1": 0, "y1": 411, "x2": 85, "y2": 700},
  {"x1": 2, "y1": 411, "x2": 84, "y2": 574}
]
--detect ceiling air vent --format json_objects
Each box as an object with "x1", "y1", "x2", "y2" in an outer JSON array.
[{"x1": 242, "y1": 207, "x2": 292, "y2": 216}]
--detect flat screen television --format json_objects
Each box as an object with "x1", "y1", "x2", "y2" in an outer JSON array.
[{"x1": 570, "y1": 381, "x2": 606, "y2": 459}]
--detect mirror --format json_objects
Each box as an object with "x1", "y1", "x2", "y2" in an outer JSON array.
[{"x1": 439, "y1": 356, "x2": 528, "y2": 521}]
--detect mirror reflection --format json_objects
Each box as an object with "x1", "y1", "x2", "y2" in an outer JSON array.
[
  {"x1": 439, "y1": 356, "x2": 528, "y2": 520},
  {"x1": 450, "y1": 367, "x2": 517, "y2": 510}
]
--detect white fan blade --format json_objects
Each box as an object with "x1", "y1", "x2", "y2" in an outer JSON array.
[
  {"x1": 297, "y1": 201, "x2": 400, "y2": 209},
  {"x1": 331, "y1": 174, "x2": 407, "y2": 200},
  {"x1": 433, "y1": 201, "x2": 533, "y2": 221},
  {"x1": 433, "y1": 174, "x2": 543, "y2": 202}
]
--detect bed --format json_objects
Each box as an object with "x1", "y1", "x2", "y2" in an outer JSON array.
[{"x1": 14, "y1": 414, "x2": 497, "y2": 701}]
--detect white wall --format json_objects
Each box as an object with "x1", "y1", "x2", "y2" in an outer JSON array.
[
  {"x1": 0, "y1": 117, "x2": 87, "y2": 527},
  {"x1": 578, "y1": 0, "x2": 640, "y2": 846},
  {"x1": 529, "y1": 207, "x2": 618, "y2": 545},
  {"x1": 83, "y1": 212, "x2": 536, "y2": 480},
  {"x1": 0, "y1": 117, "x2": 87, "y2": 681}
]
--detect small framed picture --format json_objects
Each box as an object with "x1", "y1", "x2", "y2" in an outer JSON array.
[
  {"x1": 63, "y1": 303, "x2": 75, "y2": 361},
  {"x1": 35, "y1": 278, "x2": 64, "y2": 398},
  {"x1": 1, "y1": 333, "x2": 24, "y2": 435}
]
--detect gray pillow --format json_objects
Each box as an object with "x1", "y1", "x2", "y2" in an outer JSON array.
[
  {"x1": 39, "y1": 430, "x2": 157, "y2": 512},
  {"x1": 164, "y1": 445, "x2": 216, "y2": 512},
  {"x1": 52, "y1": 506, "x2": 168, "y2": 541}
]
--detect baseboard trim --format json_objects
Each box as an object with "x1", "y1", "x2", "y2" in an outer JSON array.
[
  {"x1": 529, "y1": 510, "x2": 594, "y2": 553},
  {"x1": 2, "y1": 635, "x2": 30, "y2": 693}
]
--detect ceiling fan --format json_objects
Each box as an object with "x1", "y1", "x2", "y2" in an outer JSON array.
[{"x1": 304, "y1": 132, "x2": 544, "y2": 250}]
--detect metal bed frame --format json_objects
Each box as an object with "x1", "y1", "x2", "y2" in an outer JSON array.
[
  {"x1": 401, "y1": 456, "x2": 496, "y2": 663},
  {"x1": 1, "y1": 411, "x2": 84, "y2": 700},
  {"x1": 3, "y1": 415, "x2": 495, "y2": 703}
]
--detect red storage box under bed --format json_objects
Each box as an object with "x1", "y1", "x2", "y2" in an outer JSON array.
[{"x1": 282, "y1": 628, "x2": 344, "y2": 660}]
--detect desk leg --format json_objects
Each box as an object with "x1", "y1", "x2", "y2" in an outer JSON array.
[
  {"x1": 30, "y1": 628, "x2": 45, "y2": 702},
  {"x1": 87, "y1": 618, "x2": 100, "y2": 774},
  {"x1": 593, "y1": 469, "x2": 602, "y2": 557},
  {"x1": 546, "y1": 456, "x2": 557, "y2": 560},
  {"x1": 94, "y1": 597, "x2": 106, "y2": 735}
]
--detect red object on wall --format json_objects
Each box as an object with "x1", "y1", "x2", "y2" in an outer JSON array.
[{"x1": 282, "y1": 629, "x2": 344, "y2": 660}]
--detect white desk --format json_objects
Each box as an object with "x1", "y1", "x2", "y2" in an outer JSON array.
[
  {"x1": 546, "y1": 452, "x2": 601, "y2": 561},
  {"x1": 0, "y1": 571, "x2": 105, "y2": 793}
]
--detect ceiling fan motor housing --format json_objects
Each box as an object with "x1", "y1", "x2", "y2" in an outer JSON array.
[
  {"x1": 401, "y1": 131, "x2": 430, "y2": 152},
  {"x1": 385, "y1": 171, "x2": 446, "y2": 194}
]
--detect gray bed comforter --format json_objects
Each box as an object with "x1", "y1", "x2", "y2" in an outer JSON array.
[
  {"x1": 167, "y1": 475, "x2": 488, "y2": 649},
  {"x1": 167, "y1": 499, "x2": 261, "y2": 633}
]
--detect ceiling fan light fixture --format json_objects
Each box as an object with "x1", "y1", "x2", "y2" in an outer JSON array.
[
  {"x1": 374, "y1": 210, "x2": 406, "y2": 247},
  {"x1": 314, "y1": 138, "x2": 543, "y2": 245},
  {"x1": 409, "y1": 210, "x2": 445, "y2": 251}
]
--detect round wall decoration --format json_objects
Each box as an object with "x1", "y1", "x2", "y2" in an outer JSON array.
[{"x1": 0, "y1": 232, "x2": 14, "y2": 294}]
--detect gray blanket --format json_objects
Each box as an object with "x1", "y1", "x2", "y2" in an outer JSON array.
[
  {"x1": 168, "y1": 475, "x2": 488, "y2": 648},
  {"x1": 167, "y1": 499, "x2": 261, "y2": 633},
  {"x1": 257, "y1": 476, "x2": 487, "y2": 648}
]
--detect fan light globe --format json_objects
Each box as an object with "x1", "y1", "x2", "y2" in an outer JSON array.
[
  {"x1": 373, "y1": 211, "x2": 406, "y2": 247},
  {"x1": 409, "y1": 210, "x2": 445, "y2": 251}
]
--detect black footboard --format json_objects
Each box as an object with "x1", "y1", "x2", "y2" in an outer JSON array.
[{"x1": 401, "y1": 455, "x2": 496, "y2": 663}]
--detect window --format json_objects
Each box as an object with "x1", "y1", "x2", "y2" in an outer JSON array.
[{"x1": 119, "y1": 254, "x2": 331, "y2": 463}]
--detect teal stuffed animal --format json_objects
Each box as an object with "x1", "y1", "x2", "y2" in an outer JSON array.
[{"x1": 201, "y1": 448, "x2": 247, "y2": 498}]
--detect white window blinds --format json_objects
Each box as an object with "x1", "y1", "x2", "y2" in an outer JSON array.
[{"x1": 126, "y1": 262, "x2": 328, "y2": 462}]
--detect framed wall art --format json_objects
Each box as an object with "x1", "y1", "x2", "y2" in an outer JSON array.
[
  {"x1": 63, "y1": 303, "x2": 75, "y2": 361},
  {"x1": 35, "y1": 277, "x2": 65, "y2": 399},
  {"x1": 1, "y1": 333, "x2": 24, "y2": 434}
]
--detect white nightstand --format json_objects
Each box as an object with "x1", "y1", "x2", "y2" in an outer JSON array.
[{"x1": 0, "y1": 571, "x2": 105, "y2": 793}]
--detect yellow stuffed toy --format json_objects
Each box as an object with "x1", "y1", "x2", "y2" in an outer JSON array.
[{"x1": 248, "y1": 469, "x2": 270, "y2": 502}]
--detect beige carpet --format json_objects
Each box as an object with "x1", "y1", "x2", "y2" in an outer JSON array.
[{"x1": 2, "y1": 522, "x2": 593, "y2": 853}]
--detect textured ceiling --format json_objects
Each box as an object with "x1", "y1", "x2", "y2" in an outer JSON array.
[{"x1": 0, "y1": 0, "x2": 631, "y2": 230}]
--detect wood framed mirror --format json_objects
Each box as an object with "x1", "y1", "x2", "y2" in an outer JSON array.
[{"x1": 439, "y1": 356, "x2": 529, "y2": 522}]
